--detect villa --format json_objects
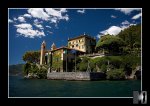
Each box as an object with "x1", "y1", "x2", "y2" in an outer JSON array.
[{"x1": 40, "y1": 34, "x2": 96, "y2": 72}]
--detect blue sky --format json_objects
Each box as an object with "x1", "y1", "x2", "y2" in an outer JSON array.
[{"x1": 8, "y1": 8, "x2": 142, "y2": 65}]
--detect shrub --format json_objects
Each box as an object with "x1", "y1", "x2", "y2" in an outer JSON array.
[
  {"x1": 120, "y1": 55, "x2": 141, "y2": 75},
  {"x1": 106, "y1": 68, "x2": 125, "y2": 80},
  {"x1": 77, "y1": 62, "x2": 87, "y2": 72},
  {"x1": 37, "y1": 68, "x2": 47, "y2": 79},
  {"x1": 30, "y1": 64, "x2": 39, "y2": 73},
  {"x1": 100, "y1": 64, "x2": 107, "y2": 73},
  {"x1": 23, "y1": 63, "x2": 47, "y2": 79},
  {"x1": 76, "y1": 57, "x2": 90, "y2": 72},
  {"x1": 23, "y1": 62, "x2": 31, "y2": 75}
]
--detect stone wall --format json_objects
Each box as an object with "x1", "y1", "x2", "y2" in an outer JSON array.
[{"x1": 47, "y1": 72, "x2": 106, "y2": 81}]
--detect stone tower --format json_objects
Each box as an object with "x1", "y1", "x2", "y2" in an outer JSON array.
[
  {"x1": 40, "y1": 40, "x2": 46, "y2": 65},
  {"x1": 51, "y1": 42, "x2": 56, "y2": 50}
]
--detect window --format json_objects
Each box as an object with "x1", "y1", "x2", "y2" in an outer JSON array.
[
  {"x1": 79, "y1": 46, "x2": 80, "y2": 49},
  {"x1": 76, "y1": 40, "x2": 78, "y2": 43},
  {"x1": 76, "y1": 44, "x2": 78, "y2": 47},
  {"x1": 82, "y1": 45, "x2": 84, "y2": 49},
  {"x1": 72, "y1": 45, "x2": 74, "y2": 48},
  {"x1": 82, "y1": 39, "x2": 84, "y2": 42}
]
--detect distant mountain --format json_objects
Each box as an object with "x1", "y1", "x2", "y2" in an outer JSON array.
[{"x1": 9, "y1": 64, "x2": 24, "y2": 76}]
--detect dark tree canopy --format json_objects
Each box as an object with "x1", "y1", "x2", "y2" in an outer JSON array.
[
  {"x1": 96, "y1": 34, "x2": 125, "y2": 54},
  {"x1": 22, "y1": 51, "x2": 40, "y2": 63},
  {"x1": 117, "y1": 24, "x2": 141, "y2": 49},
  {"x1": 96, "y1": 24, "x2": 141, "y2": 55}
]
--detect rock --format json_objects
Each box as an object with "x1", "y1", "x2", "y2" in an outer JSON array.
[{"x1": 24, "y1": 73, "x2": 39, "y2": 79}]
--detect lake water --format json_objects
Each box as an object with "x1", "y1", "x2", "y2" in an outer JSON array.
[{"x1": 9, "y1": 76, "x2": 141, "y2": 97}]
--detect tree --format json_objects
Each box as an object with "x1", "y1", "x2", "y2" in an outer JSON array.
[
  {"x1": 23, "y1": 51, "x2": 40, "y2": 63},
  {"x1": 106, "y1": 68, "x2": 125, "y2": 80},
  {"x1": 96, "y1": 34, "x2": 125, "y2": 55},
  {"x1": 23, "y1": 62, "x2": 31, "y2": 75},
  {"x1": 101, "y1": 64, "x2": 107, "y2": 73},
  {"x1": 76, "y1": 57, "x2": 90, "y2": 72},
  {"x1": 120, "y1": 55, "x2": 141, "y2": 76},
  {"x1": 117, "y1": 24, "x2": 141, "y2": 54}
]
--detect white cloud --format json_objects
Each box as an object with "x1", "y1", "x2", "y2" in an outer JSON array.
[
  {"x1": 23, "y1": 14, "x2": 32, "y2": 18},
  {"x1": 33, "y1": 19, "x2": 44, "y2": 29},
  {"x1": 18, "y1": 16, "x2": 26, "y2": 22},
  {"x1": 28, "y1": 8, "x2": 69, "y2": 24},
  {"x1": 34, "y1": 19, "x2": 43, "y2": 24},
  {"x1": 34, "y1": 23, "x2": 44, "y2": 30},
  {"x1": 14, "y1": 23, "x2": 45, "y2": 38},
  {"x1": 115, "y1": 8, "x2": 141, "y2": 15},
  {"x1": 47, "y1": 31, "x2": 53, "y2": 34},
  {"x1": 13, "y1": 17, "x2": 17, "y2": 21},
  {"x1": 50, "y1": 17, "x2": 57, "y2": 23},
  {"x1": 101, "y1": 26, "x2": 122, "y2": 35},
  {"x1": 97, "y1": 20, "x2": 137, "y2": 38},
  {"x1": 46, "y1": 26, "x2": 51, "y2": 28},
  {"x1": 111, "y1": 15, "x2": 117, "y2": 18},
  {"x1": 8, "y1": 19, "x2": 13, "y2": 23},
  {"x1": 16, "y1": 28, "x2": 45, "y2": 38},
  {"x1": 121, "y1": 20, "x2": 130, "y2": 25},
  {"x1": 60, "y1": 8, "x2": 67, "y2": 13},
  {"x1": 97, "y1": 26, "x2": 122, "y2": 38},
  {"x1": 11, "y1": 8, "x2": 69, "y2": 38},
  {"x1": 97, "y1": 34, "x2": 101, "y2": 39},
  {"x1": 132, "y1": 13, "x2": 142, "y2": 19},
  {"x1": 45, "y1": 8, "x2": 66, "y2": 18},
  {"x1": 45, "y1": 8, "x2": 69, "y2": 23},
  {"x1": 14, "y1": 23, "x2": 32, "y2": 29},
  {"x1": 120, "y1": 20, "x2": 137, "y2": 30},
  {"x1": 28, "y1": 8, "x2": 50, "y2": 21},
  {"x1": 77, "y1": 9, "x2": 85, "y2": 14}
]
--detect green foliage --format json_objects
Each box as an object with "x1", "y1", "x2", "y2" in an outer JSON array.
[
  {"x1": 96, "y1": 34, "x2": 125, "y2": 54},
  {"x1": 107, "y1": 56, "x2": 122, "y2": 69},
  {"x1": 117, "y1": 24, "x2": 141, "y2": 55},
  {"x1": 101, "y1": 64, "x2": 107, "y2": 73},
  {"x1": 91, "y1": 56, "x2": 122, "y2": 72},
  {"x1": 30, "y1": 64, "x2": 39, "y2": 73},
  {"x1": 52, "y1": 53, "x2": 63, "y2": 71},
  {"x1": 88, "y1": 55, "x2": 140, "y2": 74},
  {"x1": 76, "y1": 55, "x2": 140, "y2": 79},
  {"x1": 23, "y1": 51, "x2": 40, "y2": 63},
  {"x1": 89, "y1": 59, "x2": 96, "y2": 72},
  {"x1": 23, "y1": 62, "x2": 31, "y2": 75},
  {"x1": 36, "y1": 67, "x2": 47, "y2": 79},
  {"x1": 96, "y1": 24, "x2": 141, "y2": 56},
  {"x1": 77, "y1": 57, "x2": 90, "y2": 72},
  {"x1": 120, "y1": 55, "x2": 141, "y2": 72},
  {"x1": 23, "y1": 63, "x2": 47, "y2": 79},
  {"x1": 106, "y1": 68, "x2": 125, "y2": 80},
  {"x1": 76, "y1": 57, "x2": 82, "y2": 63},
  {"x1": 77, "y1": 62, "x2": 88, "y2": 72},
  {"x1": 82, "y1": 56, "x2": 90, "y2": 63}
]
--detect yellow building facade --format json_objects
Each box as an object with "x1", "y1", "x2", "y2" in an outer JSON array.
[{"x1": 68, "y1": 35, "x2": 96, "y2": 54}]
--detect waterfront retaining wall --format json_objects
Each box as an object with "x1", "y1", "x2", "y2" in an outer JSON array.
[{"x1": 47, "y1": 72, "x2": 106, "y2": 81}]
